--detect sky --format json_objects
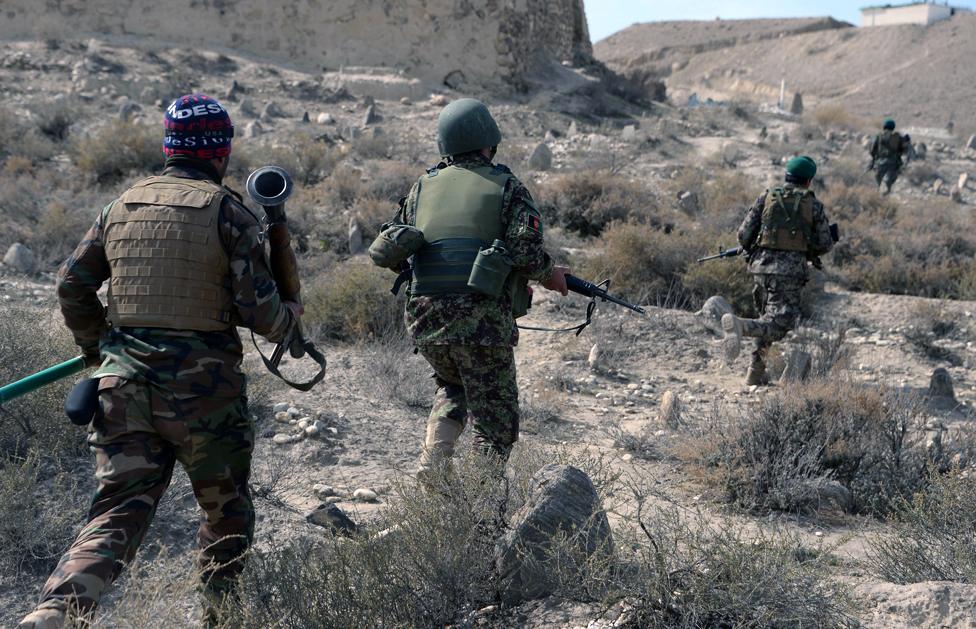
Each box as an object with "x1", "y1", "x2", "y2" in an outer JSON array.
[{"x1": 584, "y1": 1, "x2": 976, "y2": 42}]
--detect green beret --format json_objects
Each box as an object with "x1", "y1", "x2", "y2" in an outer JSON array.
[
  {"x1": 786, "y1": 155, "x2": 817, "y2": 180},
  {"x1": 883, "y1": 118, "x2": 896, "y2": 130}
]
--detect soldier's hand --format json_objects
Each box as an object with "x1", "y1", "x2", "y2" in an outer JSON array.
[
  {"x1": 284, "y1": 300, "x2": 305, "y2": 319},
  {"x1": 81, "y1": 344, "x2": 101, "y2": 367},
  {"x1": 542, "y1": 265, "x2": 570, "y2": 296}
]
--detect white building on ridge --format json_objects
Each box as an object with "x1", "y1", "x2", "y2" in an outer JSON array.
[{"x1": 861, "y1": 1, "x2": 969, "y2": 26}]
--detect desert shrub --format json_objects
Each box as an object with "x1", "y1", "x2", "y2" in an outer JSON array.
[
  {"x1": 0, "y1": 450, "x2": 86, "y2": 576},
  {"x1": 581, "y1": 222, "x2": 752, "y2": 312},
  {"x1": 537, "y1": 171, "x2": 661, "y2": 236},
  {"x1": 350, "y1": 131, "x2": 394, "y2": 160},
  {"x1": 619, "y1": 500, "x2": 857, "y2": 628},
  {"x1": 71, "y1": 119, "x2": 163, "y2": 183},
  {"x1": 0, "y1": 305, "x2": 88, "y2": 457},
  {"x1": 686, "y1": 380, "x2": 934, "y2": 516},
  {"x1": 0, "y1": 106, "x2": 55, "y2": 163},
  {"x1": 302, "y1": 259, "x2": 403, "y2": 341},
  {"x1": 680, "y1": 258, "x2": 756, "y2": 317},
  {"x1": 809, "y1": 104, "x2": 867, "y2": 132},
  {"x1": 34, "y1": 98, "x2": 76, "y2": 142},
  {"x1": 30, "y1": 200, "x2": 103, "y2": 266},
  {"x1": 233, "y1": 456, "x2": 516, "y2": 628},
  {"x1": 266, "y1": 133, "x2": 337, "y2": 186},
  {"x1": 867, "y1": 469, "x2": 976, "y2": 584},
  {"x1": 904, "y1": 161, "x2": 942, "y2": 187},
  {"x1": 359, "y1": 160, "x2": 416, "y2": 203}
]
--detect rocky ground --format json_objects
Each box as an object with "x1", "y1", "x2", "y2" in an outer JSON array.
[{"x1": 1, "y1": 30, "x2": 976, "y2": 629}]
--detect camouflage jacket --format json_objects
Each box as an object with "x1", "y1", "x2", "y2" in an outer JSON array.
[
  {"x1": 870, "y1": 131, "x2": 908, "y2": 166},
  {"x1": 736, "y1": 187, "x2": 833, "y2": 279},
  {"x1": 400, "y1": 154, "x2": 554, "y2": 347},
  {"x1": 57, "y1": 163, "x2": 293, "y2": 398}
]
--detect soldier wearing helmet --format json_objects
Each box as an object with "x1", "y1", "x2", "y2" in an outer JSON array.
[
  {"x1": 721, "y1": 156, "x2": 835, "y2": 386},
  {"x1": 870, "y1": 118, "x2": 912, "y2": 195},
  {"x1": 394, "y1": 98, "x2": 569, "y2": 480}
]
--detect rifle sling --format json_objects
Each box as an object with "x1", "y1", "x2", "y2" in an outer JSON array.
[{"x1": 251, "y1": 331, "x2": 327, "y2": 392}]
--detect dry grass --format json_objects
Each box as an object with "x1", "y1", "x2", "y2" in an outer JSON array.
[
  {"x1": 71, "y1": 119, "x2": 163, "y2": 184},
  {"x1": 301, "y1": 258, "x2": 403, "y2": 341}
]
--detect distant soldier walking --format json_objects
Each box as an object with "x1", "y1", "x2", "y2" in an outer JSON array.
[
  {"x1": 391, "y1": 99, "x2": 569, "y2": 479},
  {"x1": 870, "y1": 118, "x2": 911, "y2": 195},
  {"x1": 19, "y1": 94, "x2": 299, "y2": 629},
  {"x1": 721, "y1": 156, "x2": 834, "y2": 386}
]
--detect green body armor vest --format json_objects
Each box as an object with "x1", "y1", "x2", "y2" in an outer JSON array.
[
  {"x1": 757, "y1": 187, "x2": 815, "y2": 253},
  {"x1": 411, "y1": 165, "x2": 512, "y2": 295},
  {"x1": 876, "y1": 130, "x2": 903, "y2": 162}
]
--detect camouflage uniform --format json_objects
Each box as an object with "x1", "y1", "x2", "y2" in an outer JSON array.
[
  {"x1": 734, "y1": 187, "x2": 833, "y2": 376},
  {"x1": 871, "y1": 130, "x2": 909, "y2": 193},
  {"x1": 400, "y1": 154, "x2": 553, "y2": 470},
  {"x1": 35, "y1": 162, "x2": 292, "y2": 620}
]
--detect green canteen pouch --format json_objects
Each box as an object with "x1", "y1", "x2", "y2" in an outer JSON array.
[
  {"x1": 368, "y1": 223, "x2": 426, "y2": 269},
  {"x1": 467, "y1": 239, "x2": 513, "y2": 297}
]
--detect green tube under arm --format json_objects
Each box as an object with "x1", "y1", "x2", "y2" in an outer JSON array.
[{"x1": 0, "y1": 356, "x2": 88, "y2": 405}]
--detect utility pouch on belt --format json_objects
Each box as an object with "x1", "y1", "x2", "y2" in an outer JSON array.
[
  {"x1": 511, "y1": 275, "x2": 532, "y2": 319},
  {"x1": 368, "y1": 223, "x2": 426, "y2": 269},
  {"x1": 65, "y1": 378, "x2": 102, "y2": 426},
  {"x1": 467, "y1": 239, "x2": 513, "y2": 297}
]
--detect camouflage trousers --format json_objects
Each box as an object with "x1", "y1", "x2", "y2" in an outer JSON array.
[
  {"x1": 35, "y1": 376, "x2": 255, "y2": 616},
  {"x1": 745, "y1": 274, "x2": 805, "y2": 364},
  {"x1": 416, "y1": 345, "x2": 519, "y2": 474},
  {"x1": 875, "y1": 161, "x2": 901, "y2": 191}
]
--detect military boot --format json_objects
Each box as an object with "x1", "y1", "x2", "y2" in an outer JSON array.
[
  {"x1": 721, "y1": 313, "x2": 743, "y2": 363},
  {"x1": 745, "y1": 360, "x2": 769, "y2": 386},
  {"x1": 17, "y1": 608, "x2": 66, "y2": 629}
]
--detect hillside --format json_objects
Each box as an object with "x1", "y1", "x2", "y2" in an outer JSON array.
[
  {"x1": 596, "y1": 14, "x2": 976, "y2": 133},
  {"x1": 2, "y1": 18, "x2": 976, "y2": 629}
]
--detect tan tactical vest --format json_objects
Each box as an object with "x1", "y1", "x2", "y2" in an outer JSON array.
[
  {"x1": 758, "y1": 186, "x2": 815, "y2": 253},
  {"x1": 103, "y1": 176, "x2": 234, "y2": 331},
  {"x1": 411, "y1": 165, "x2": 512, "y2": 295}
]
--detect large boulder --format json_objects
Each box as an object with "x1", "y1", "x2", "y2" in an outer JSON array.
[
  {"x1": 3, "y1": 243, "x2": 36, "y2": 274},
  {"x1": 696, "y1": 295, "x2": 734, "y2": 323},
  {"x1": 495, "y1": 465, "x2": 613, "y2": 605}
]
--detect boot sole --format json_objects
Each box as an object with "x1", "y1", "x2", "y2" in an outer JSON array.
[{"x1": 721, "y1": 314, "x2": 741, "y2": 363}]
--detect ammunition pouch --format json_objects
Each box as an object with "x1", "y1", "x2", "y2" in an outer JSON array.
[
  {"x1": 510, "y1": 275, "x2": 532, "y2": 319},
  {"x1": 368, "y1": 223, "x2": 426, "y2": 269}
]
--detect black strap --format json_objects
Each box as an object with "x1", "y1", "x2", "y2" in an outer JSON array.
[
  {"x1": 517, "y1": 299, "x2": 597, "y2": 337},
  {"x1": 251, "y1": 331, "x2": 327, "y2": 392},
  {"x1": 391, "y1": 267, "x2": 413, "y2": 296}
]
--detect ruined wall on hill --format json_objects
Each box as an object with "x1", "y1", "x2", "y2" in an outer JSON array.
[{"x1": 0, "y1": 0, "x2": 591, "y2": 90}]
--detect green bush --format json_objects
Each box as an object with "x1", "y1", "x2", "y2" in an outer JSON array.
[
  {"x1": 71, "y1": 119, "x2": 163, "y2": 184},
  {"x1": 265, "y1": 133, "x2": 337, "y2": 186},
  {"x1": 302, "y1": 259, "x2": 403, "y2": 341}
]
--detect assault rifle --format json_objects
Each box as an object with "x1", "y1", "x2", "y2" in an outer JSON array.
[
  {"x1": 518, "y1": 274, "x2": 645, "y2": 336},
  {"x1": 696, "y1": 246, "x2": 743, "y2": 264}
]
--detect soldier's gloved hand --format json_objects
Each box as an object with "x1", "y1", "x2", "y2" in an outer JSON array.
[
  {"x1": 283, "y1": 299, "x2": 304, "y2": 319},
  {"x1": 542, "y1": 265, "x2": 570, "y2": 296},
  {"x1": 80, "y1": 343, "x2": 101, "y2": 367}
]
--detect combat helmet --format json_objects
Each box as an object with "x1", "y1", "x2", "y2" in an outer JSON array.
[
  {"x1": 437, "y1": 98, "x2": 502, "y2": 157},
  {"x1": 883, "y1": 118, "x2": 896, "y2": 130}
]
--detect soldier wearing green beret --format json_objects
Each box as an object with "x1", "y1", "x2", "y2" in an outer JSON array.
[
  {"x1": 870, "y1": 118, "x2": 911, "y2": 195},
  {"x1": 721, "y1": 156, "x2": 835, "y2": 385},
  {"x1": 392, "y1": 98, "x2": 569, "y2": 480}
]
